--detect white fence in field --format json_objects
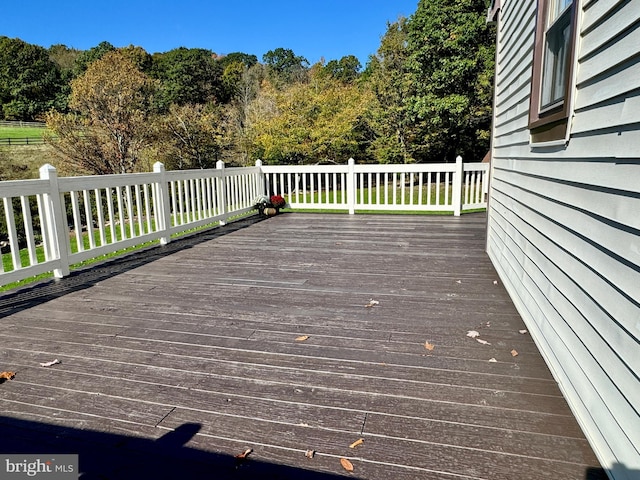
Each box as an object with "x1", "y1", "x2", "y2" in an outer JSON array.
[{"x1": 1, "y1": 157, "x2": 488, "y2": 287}]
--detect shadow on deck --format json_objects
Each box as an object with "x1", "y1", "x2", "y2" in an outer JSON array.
[{"x1": 0, "y1": 213, "x2": 613, "y2": 479}]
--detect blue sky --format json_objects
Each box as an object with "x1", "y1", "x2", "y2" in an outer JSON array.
[{"x1": 3, "y1": 1, "x2": 418, "y2": 67}]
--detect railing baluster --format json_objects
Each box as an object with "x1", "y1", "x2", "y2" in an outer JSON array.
[
  {"x1": 95, "y1": 189, "x2": 106, "y2": 246},
  {"x1": 3, "y1": 197, "x2": 21, "y2": 269},
  {"x1": 83, "y1": 189, "x2": 95, "y2": 249},
  {"x1": 106, "y1": 188, "x2": 115, "y2": 243},
  {"x1": 176, "y1": 181, "x2": 184, "y2": 226},
  {"x1": 20, "y1": 195, "x2": 37, "y2": 266},
  {"x1": 116, "y1": 187, "x2": 125, "y2": 240},
  {"x1": 445, "y1": 172, "x2": 450, "y2": 207},
  {"x1": 125, "y1": 185, "x2": 135, "y2": 238},
  {"x1": 325, "y1": 172, "x2": 330, "y2": 205},
  {"x1": 134, "y1": 184, "x2": 143, "y2": 235},
  {"x1": 70, "y1": 191, "x2": 84, "y2": 251},
  {"x1": 401, "y1": 173, "x2": 406, "y2": 206}
]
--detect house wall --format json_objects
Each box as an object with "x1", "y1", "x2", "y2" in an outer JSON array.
[{"x1": 487, "y1": 0, "x2": 640, "y2": 478}]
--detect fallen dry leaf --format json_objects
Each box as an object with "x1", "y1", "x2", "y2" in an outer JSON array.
[
  {"x1": 511, "y1": 349, "x2": 519, "y2": 357},
  {"x1": 493, "y1": 280, "x2": 498, "y2": 285},
  {"x1": 489, "y1": 358, "x2": 497, "y2": 363},
  {"x1": 424, "y1": 341, "x2": 435, "y2": 351},
  {"x1": 39, "y1": 359, "x2": 61, "y2": 367},
  {"x1": 476, "y1": 338, "x2": 491, "y2": 345},
  {"x1": 519, "y1": 329, "x2": 528, "y2": 335},
  {"x1": 456, "y1": 280, "x2": 462, "y2": 284},
  {"x1": 0, "y1": 371, "x2": 16, "y2": 381},
  {"x1": 305, "y1": 449, "x2": 315, "y2": 459},
  {"x1": 295, "y1": 335, "x2": 310, "y2": 342},
  {"x1": 235, "y1": 448, "x2": 253, "y2": 459},
  {"x1": 340, "y1": 458, "x2": 354, "y2": 472},
  {"x1": 365, "y1": 299, "x2": 380, "y2": 308},
  {"x1": 466, "y1": 330, "x2": 480, "y2": 338},
  {"x1": 349, "y1": 438, "x2": 364, "y2": 449}
]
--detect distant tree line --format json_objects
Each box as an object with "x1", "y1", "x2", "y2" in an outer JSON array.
[{"x1": 0, "y1": 0, "x2": 495, "y2": 174}]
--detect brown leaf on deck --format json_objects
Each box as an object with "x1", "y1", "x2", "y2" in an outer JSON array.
[
  {"x1": 0, "y1": 371, "x2": 16, "y2": 382},
  {"x1": 340, "y1": 458, "x2": 354, "y2": 472},
  {"x1": 295, "y1": 335, "x2": 310, "y2": 342},
  {"x1": 305, "y1": 449, "x2": 315, "y2": 459},
  {"x1": 424, "y1": 341, "x2": 435, "y2": 351},
  {"x1": 349, "y1": 438, "x2": 364, "y2": 449},
  {"x1": 511, "y1": 349, "x2": 519, "y2": 357},
  {"x1": 365, "y1": 299, "x2": 379, "y2": 308},
  {"x1": 476, "y1": 338, "x2": 491, "y2": 345},
  {"x1": 235, "y1": 448, "x2": 253, "y2": 459}
]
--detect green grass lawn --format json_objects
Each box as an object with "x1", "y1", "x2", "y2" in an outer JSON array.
[
  {"x1": 285, "y1": 182, "x2": 466, "y2": 208},
  {"x1": 0, "y1": 126, "x2": 47, "y2": 140}
]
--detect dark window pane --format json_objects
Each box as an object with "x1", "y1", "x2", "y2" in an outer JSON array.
[{"x1": 541, "y1": 10, "x2": 571, "y2": 110}]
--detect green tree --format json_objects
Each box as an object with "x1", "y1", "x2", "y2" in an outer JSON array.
[
  {"x1": 45, "y1": 50, "x2": 158, "y2": 175},
  {"x1": 120, "y1": 45, "x2": 153, "y2": 73},
  {"x1": 218, "y1": 52, "x2": 258, "y2": 70},
  {"x1": 248, "y1": 66, "x2": 372, "y2": 164},
  {"x1": 324, "y1": 55, "x2": 361, "y2": 83},
  {"x1": 72, "y1": 41, "x2": 116, "y2": 77},
  {"x1": 225, "y1": 63, "x2": 265, "y2": 165},
  {"x1": 262, "y1": 48, "x2": 309, "y2": 86},
  {"x1": 48, "y1": 44, "x2": 81, "y2": 78},
  {"x1": 0, "y1": 37, "x2": 66, "y2": 120},
  {"x1": 364, "y1": 18, "x2": 415, "y2": 164},
  {"x1": 150, "y1": 47, "x2": 224, "y2": 110},
  {"x1": 218, "y1": 52, "x2": 260, "y2": 102},
  {"x1": 152, "y1": 103, "x2": 228, "y2": 170},
  {"x1": 405, "y1": 0, "x2": 495, "y2": 162}
]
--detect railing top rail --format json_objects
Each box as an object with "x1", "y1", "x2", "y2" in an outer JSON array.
[
  {"x1": 162, "y1": 165, "x2": 261, "y2": 181},
  {"x1": 353, "y1": 163, "x2": 457, "y2": 173},
  {"x1": 0, "y1": 178, "x2": 50, "y2": 197},
  {"x1": 261, "y1": 164, "x2": 350, "y2": 173},
  {"x1": 463, "y1": 163, "x2": 489, "y2": 171},
  {"x1": 57, "y1": 171, "x2": 160, "y2": 190},
  {"x1": 261, "y1": 162, "x2": 482, "y2": 174}
]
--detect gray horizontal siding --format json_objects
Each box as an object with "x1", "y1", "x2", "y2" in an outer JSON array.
[{"x1": 488, "y1": 0, "x2": 640, "y2": 477}]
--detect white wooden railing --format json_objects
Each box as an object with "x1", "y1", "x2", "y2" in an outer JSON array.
[
  {"x1": 262, "y1": 156, "x2": 488, "y2": 215},
  {"x1": 1, "y1": 161, "x2": 262, "y2": 287},
  {"x1": 1, "y1": 157, "x2": 487, "y2": 287}
]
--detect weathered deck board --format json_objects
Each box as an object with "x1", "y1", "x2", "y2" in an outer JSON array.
[{"x1": 0, "y1": 213, "x2": 606, "y2": 479}]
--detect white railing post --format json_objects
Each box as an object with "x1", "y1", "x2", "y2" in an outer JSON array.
[
  {"x1": 217, "y1": 160, "x2": 227, "y2": 225},
  {"x1": 153, "y1": 162, "x2": 172, "y2": 245},
  {"x1": 453, "y1": 155, "x2": 463, "y2": 216},
  {"x1": 255, "y1": 159, "x2": 266, "y2": 196},
  {"x1": 39, "y1": 164, "x2": 70, "y2": 278},
  {"x1": 347, "y1": 158, "x2": 356, "y2": 215}
]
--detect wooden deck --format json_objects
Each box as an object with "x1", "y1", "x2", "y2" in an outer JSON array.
[{"x1": 0, "y1": 213, "x2": 606, "y2": 479}]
